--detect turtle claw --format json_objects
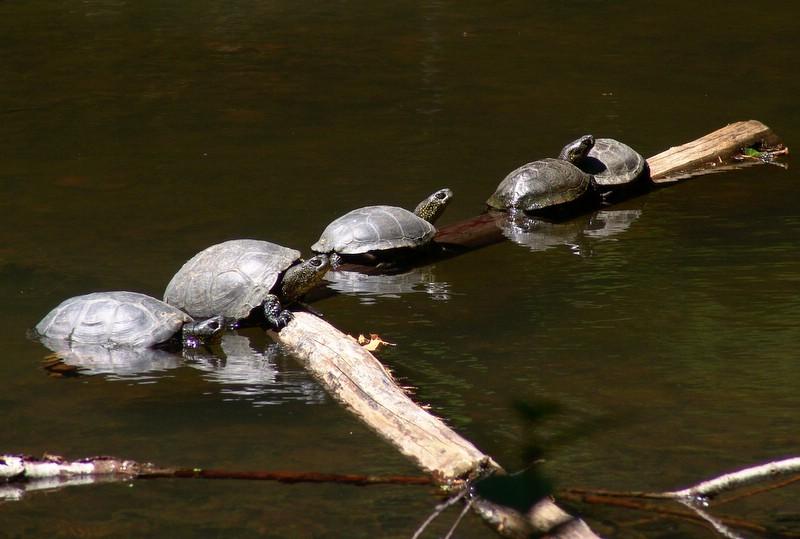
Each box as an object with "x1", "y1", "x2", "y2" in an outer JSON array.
[{"x1": 263, "y1": 294, "x2": 293, "y2": 330}]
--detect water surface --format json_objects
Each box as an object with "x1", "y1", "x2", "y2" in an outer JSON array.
[{"x1": 2, "y1": 1, "x2": 799, "y2": 537}]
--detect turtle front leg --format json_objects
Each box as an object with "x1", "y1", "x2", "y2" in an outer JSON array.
[{"x1": 263, "y1": 294, "x2": 293, "y2": 329}]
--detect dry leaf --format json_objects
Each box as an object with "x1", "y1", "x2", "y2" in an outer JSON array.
[{"x1": 356, "y1": 333, "x2": 396, "y2": 352}]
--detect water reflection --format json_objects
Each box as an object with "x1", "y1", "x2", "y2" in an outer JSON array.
[
  {"x1": 37, "y1": 337, "x2": 183, "y2": 381},
  {"x1": 498, "y1": 207, "x2": 641, "y2": 255},
  {"x1": 323, "y1": 266, "x2": 451, "y2": 303},
  {"x1": 187, "y1": 333, "x2": 327, "y2": 406},
  {"x1": 582, "y1": 209, "x2": 642, "y2": 239},
  {"x1": 36, "y1": 332, "x2": 326, "y2": 405}
]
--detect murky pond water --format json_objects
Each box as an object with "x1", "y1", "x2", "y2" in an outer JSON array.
[{"x1": 2, "y1": 1, "x2": 799, "y2": 537}]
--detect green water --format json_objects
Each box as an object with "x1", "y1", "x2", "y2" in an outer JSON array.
[{"x1": 2, "y1": 1, "x2": 799, "y2": 537}]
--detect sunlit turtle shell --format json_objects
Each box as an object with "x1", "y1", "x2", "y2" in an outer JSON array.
[
  {"x1": 486, "y1": 158, "x2": 592, "y2": 212},
  {"x1": 164, "y1": 239, "x2": 302, "y2": 320},
  {"x1": 35, "y1": 291, "x2": 193, "y2": 347}
]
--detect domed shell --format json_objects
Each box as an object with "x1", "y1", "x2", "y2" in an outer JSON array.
[
  {"x1": 311, "y1": 206, "x2": 436, "y2": 255},
  {"x1": 35, "y1": 291, "x2": 192, "y2": 348},
  {"x1": 486, "y1": 158, "x2": 592, "y2": 212},
  {"x1": 164, "y1": 239, "x2": 301, "y2": 320},
  {"x1": 583, "y1": 138, "x2": 645, "y2": 187}
]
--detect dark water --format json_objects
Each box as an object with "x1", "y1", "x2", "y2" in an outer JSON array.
[{"x1": 2, "y1": 1, "x2": 799, "y2": 537}]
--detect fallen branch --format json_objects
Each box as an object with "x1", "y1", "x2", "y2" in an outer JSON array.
[
  {"x1": 665, "y1": 456, "x2": 800, "y2": 502},
  {"x1": 559, "y1": 457, "x2": 800, "y2": 537},
  {"x1": 0, "y1": 453, "x2": 434, "y2": 501}
]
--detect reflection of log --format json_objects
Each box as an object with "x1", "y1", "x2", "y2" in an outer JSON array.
[
  {"x1": 323, "y1": 119, "x2": 783, "y2": 278},
  {"x1": 270, "y1": 312, "x2": 599, "y2": 538}
]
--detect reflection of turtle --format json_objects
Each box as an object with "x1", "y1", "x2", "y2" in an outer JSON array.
[
  {"x1": 38, "y1": 340, "x2": 184, "y2": 379},
  {"x1": 311, "y1": 189, "x2": 453, "y2": 263},
  {"x1": 188, "y1": 333, "x2": 327, "y2": 406},
  {"x1": 34, "y1": 291, "x2": 223, "y2": 349},
  {"x1": 486, "y1": 155, "x2": 594, "y2": 215},
  {"x1": 559, "y1": 135, "x2": 646, "y2": 190},
  {"x1": 164, "y1": 239, "x2": 330, "y2": 329},
  {"x1": 498, "y1": 212, "x2": 586, "y2": 253},
  {"x1": 324, "y1": 266, "x2": 449, "y2": 302}
]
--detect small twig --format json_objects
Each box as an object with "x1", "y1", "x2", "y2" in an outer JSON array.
[
  {"x1": 411, "y1": 489, "x2": 468, "y2": 539},
  {"x1": 141, "y1": 468, "x2": 433, "y2": 486},
  {"x1": 678, "y1": 499, "x2": 746, "y2": 539},
  {"x1": 443, "y1": 497, "x2": 474, "y2": 539}
]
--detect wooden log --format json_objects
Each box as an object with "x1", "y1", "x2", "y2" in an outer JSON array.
[
  {"x1": 269, "y1": 312, "x2": 495, "y2": 481},
  {"x1": 647, "y1": 119, "x2": 781, "y2": 182},
  {"x1": 269, "y1": 312, "x2": 600, "y2": 538}
]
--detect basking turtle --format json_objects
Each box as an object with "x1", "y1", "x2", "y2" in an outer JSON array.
[
  {"x1": 559, "y1": 135, "x2": 646, "y2": 190},
  {"x1": 311, "y1": 188, "x2": 453, "y2": 263},
  {"x1": 34, "y1": 291, "x2": 223, "y2": 349},
  {"x1": 163, "y1": 239, "x2": 330, "y2": 329},
  {"x1": 486, "y1": 153, "x2": 594, "y2": 214}
]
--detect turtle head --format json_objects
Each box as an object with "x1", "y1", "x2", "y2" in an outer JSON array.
[
  {"x1": 413, "y1": 188, "x2": 453, "y2": 224},
  {"x1": 182, "y1": 315, "x2": 225, "y2": 348},
  {"x1": 558, "y1": 135, "x2": 595, "y2": 164},
  {"x1": 280, "y1": 254, "x2": 331, "y2": 302}
]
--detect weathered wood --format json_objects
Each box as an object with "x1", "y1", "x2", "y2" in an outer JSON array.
[
  {"x1": 269, "y1": 312, "x2": 496, "y2": 481},
  {"x1": 647, "y1": 119, "x2": 781, "y2": 182},
  {"x1": 270, "y1": 312, "x2": 600, "y2": 538}
]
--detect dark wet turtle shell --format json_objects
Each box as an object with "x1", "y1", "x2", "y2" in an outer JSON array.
[
  {"x1": 164, "y1": 239, "x2": 302, "y2": 320},
  {"x1": 311, "y1": 206, "x2": 437, "y2": 255},
  {"x1": 571, "y1": 138, "x2": 645, "y2": 187},
  {"x1": 486, "y1": 158, "x2": 592, "y2": 212},
  {"x1": 35, "y1": 291, "x2": 194, "y2": 348}
]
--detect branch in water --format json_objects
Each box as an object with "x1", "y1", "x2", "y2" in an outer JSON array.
[
  {"x1": 666, "y1": 456, "x2": 800, "y2": 502},
  {"x1": 0, "y1": 453, "x2": 433, "y2": 502}
]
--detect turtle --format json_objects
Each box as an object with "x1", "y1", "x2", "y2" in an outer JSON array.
[
  {"x1": 486, "y1": 154, "x2": 595, "y2": 215},
  {"x1": 559, "y1": 134, "x2": 647, "y2": 190},
  {"x1": 163, "y1": 239, "x2": 330, "y2": 329},
  {"x1": 310, "y1": 188, "x2": 453, "y2": 264},
  {"x1": 34, "y1": 291, "x2": 224, "y2": 349}
]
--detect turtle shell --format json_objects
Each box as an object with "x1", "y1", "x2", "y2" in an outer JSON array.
[
  {"x1": 581, "y1": 138, "x2": 645, "y2": 187},
  {"x1": 35, "y1": 291, "x2": 192, "y2": 347},
  {"x1": 486, "y1": 158, "x2": 592, "y2": 212},
  {"x1": 163, "y1": 239, "x2": 301, "y2": 320},
  {"x1": 311, "y1": 206, "x2": 436, "y2": 255}
]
